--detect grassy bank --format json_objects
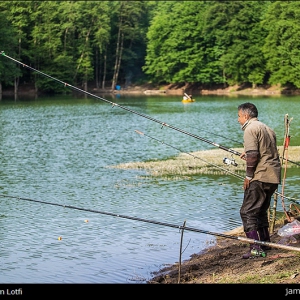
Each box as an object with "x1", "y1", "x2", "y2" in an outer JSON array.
[{"x1": 109, "y1": 146, "x2": 300, "y2": 178}]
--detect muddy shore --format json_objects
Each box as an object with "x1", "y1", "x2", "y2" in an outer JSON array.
[{"x1": 147, "y1": 220, "x2": 300, "y2": 284}]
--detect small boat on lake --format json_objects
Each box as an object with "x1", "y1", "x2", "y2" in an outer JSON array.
[
  {"x1": 182, "y1": 92, "x2": 195, "y2": 103},
  {"x1": 182, "y1": 98, "x2": 195, "y2": 103}
]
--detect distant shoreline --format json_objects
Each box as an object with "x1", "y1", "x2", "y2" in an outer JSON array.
[{"x1": 2, "y1": 83, "x2": 300, "y2": 97}]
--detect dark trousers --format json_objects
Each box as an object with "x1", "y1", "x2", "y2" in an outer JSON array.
[{"x1": 240, "y1": 180, "x2": 278, "y2": 232}]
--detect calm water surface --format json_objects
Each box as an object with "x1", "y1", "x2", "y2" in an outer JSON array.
[{"x1": 0, "y1": 93, "x2": 299, "y2": 283}]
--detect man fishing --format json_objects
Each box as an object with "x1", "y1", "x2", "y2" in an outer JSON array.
[{"x1": 237, "y1": 102, "x2": 281, "y2": 259}]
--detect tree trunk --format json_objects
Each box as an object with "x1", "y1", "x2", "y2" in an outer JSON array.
[
  {"x1": 95, "y1": 49, "x2": 99, "y2": 89},
  {"x1": 102, "y1": 52, "x2": 107, "y2": 90},
  {"x1": 111, "y1": 14, "x2": 123, "y2": 91},
  {"x1": 115, "y1": 33, "x2": 124, "y2": 89},
  {"x1": 14, "y1": 77, "x2": 19, "y2": 100}
]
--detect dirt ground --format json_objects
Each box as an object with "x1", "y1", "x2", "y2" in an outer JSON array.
[{"x1": 147, "y1": 222, "x2": 300, "y2": 284}]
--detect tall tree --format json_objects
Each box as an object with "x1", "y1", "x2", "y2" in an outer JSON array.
[
  {"x1": 262, "y1": 1, "x2": 300, "y2": 88},
  {"x1": 143, "y1": 1, "x2": 179, "y2": 84},
  {"x1": 0, "y1": 11, "x2": 20, "y2": 96},
  {"x1": 92, "y1": 2, "x2": 110, "y2": 89},
  {"x1": 143, "y1": 1, "x2": 217, "y2": 85},
  {"x1": 0, "y1": 1, "x2": 33, "y2": 95},
  {"x1": 203, "y1": 1, "x2": 270, "y2": 87},
  {"x1": 110, "y1": 1, "x2": 150, "y2": 90},
  {"x1": 29, "y1": 1, "x2": 73, "y2": 92}
]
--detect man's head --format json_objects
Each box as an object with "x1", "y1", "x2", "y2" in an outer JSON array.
[{"x1": 238, "y1": 102, "x2": 258, "y2": 126}]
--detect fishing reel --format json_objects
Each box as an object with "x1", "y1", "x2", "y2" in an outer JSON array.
[{"x1": 223, "y1": 157, "x2": 238, "y2": 167}]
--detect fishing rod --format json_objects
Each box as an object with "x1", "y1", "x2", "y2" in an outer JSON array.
[
  {"x1": 135, "y1": 129, "x2": 241, "y2": 174},
  {"x1": 190, "y1": 126, "x2": 300, "y2": 167},
  {"x1": 0, "y1": 51, "x2": 242, "y2": 159},
  {"x1": 135, "y1": 129, "x2": 300, "y2": 204},
  {"x1": 1, "y1": 193, "x2": 300, "y2": 253},
  {"x1": 2, "y1": 51, "x2": 299, "y2": 167},
  {"x1": 286, "y1": 158, "x2": 300, "y2": 167}
]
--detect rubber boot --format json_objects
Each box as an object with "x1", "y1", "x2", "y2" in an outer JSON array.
[
  {"x1": 258, "y1": 227, "x2": 271, "y2": 251},
  {"x1": 242, "y1": 230, "x2": 266, "y2": 259}
]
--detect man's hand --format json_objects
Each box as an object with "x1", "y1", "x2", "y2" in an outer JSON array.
[
  {"x1": 240, "y1": 152, "x2": 246, "y2": 161},
  {"x1": 243, "y1": 177, "x2": 251, "y2": 190}
]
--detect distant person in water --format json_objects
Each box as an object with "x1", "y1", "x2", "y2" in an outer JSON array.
[
  {"x1": 183, "y1": 93, "x2": 192, "y2": 100},
  {"x1": 237, "y1": 102, "x2": 281, "y2": 259}
]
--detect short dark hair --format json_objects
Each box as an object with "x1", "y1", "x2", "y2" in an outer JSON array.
[{"x1": 238, "y1": 102, "x2": 258, "y2": 118}]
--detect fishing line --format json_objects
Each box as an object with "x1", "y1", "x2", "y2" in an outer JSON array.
[
  {"x1": 135, "y1": 130, "x2": 243, "y2": 179},
  {"x1": 0, "y1": 51, "x2": 241, "y2": 158},
  {"x1": 135, "y1": 129, "x2": 300, "y2": 204},
  {"x1": 190, "y1": 127, "x2": 243, "y2": 146},
  {"x1": 0, "y1": 193, "x2": 299, "y2": 252}
]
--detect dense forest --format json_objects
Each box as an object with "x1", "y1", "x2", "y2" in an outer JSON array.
[{"x1": 1, "y1": 1, "x2": 300, "y2": 95}]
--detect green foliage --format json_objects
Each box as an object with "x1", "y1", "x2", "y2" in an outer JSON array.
[
  {"x1": 262, "y1": 1, "x2": 300, "y2": 88},
  {"x1": 143, "y1": 1, "x2": 271, "y2": 87},
  {"x1": 0, "y1": 5, "x2": 20, "y2": 85},
  {"x1": 1, "y1": 1, "x2": 300, "y2": 92},
  {"x1": 203, "y1": 1, "x2": 269, "y2": 86},
  {"x1": 110, "y1": 0, "x2": 151, "y2": 86},
  {"x1": 143, "y1": 1, "x2": 211, "y2": 84}
]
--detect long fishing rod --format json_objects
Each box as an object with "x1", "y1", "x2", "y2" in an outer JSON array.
[
  {"x1": 135, "y1": 129, "x2": 300, "y2": 204},
  {"x1": 0, "y1": 51, "x2": 241, "y2": 158},
  {"x1": 190, "y1": 125, "x2": 300, "y2": 167},
  {"x1": 2, "y1": 51, "x2": 299, "y2": 167},
  {"x1": 135, "y1": 129, "x2": 242, "y2": 176},
  {"x1": 282, "y1": 156, "x2": 300, "y2": 167},
  {"x1": 1, "y1": 193, "x2": 299, "y2": 253}
]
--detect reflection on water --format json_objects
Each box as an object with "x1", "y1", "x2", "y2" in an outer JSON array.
[{"x1": 0, "y1": 94, "x2": 299, "y2": 283}]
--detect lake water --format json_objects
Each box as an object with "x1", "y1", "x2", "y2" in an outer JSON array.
[{"x1": 0, "y1": 92, "x2": 299, "y2": 283}]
